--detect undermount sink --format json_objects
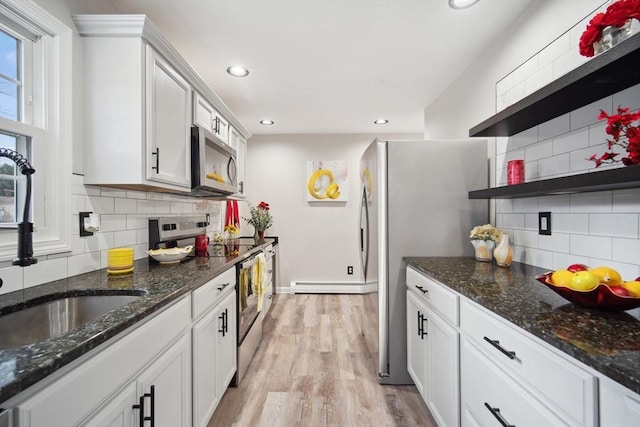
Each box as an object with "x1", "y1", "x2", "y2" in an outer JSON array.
[{"x1": 0, "y1": 289, "x2": 147, "y2": 350}]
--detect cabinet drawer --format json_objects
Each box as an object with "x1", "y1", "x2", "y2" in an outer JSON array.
[
  {"x1": 460, "y1": 300, "x2": 596, "y2": 426},
  {"x1": 461, "y1": 338, "x2": 565, "y2": 427},
  {"x1": 406, "y1": 266, "x2": 458, "y2": 326},
  {"x1": 192, "y1": 267, "x2": 236, "y2": 320}
]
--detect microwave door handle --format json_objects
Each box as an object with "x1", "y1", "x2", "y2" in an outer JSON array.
[{"x1": 228, "y1": 156, "x2": 237, "y2": 186}]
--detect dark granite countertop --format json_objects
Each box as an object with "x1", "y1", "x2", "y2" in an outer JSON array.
[
  {"x1": 0, "y1": 238, "x2": 276, "y2": 404},
  {"x1": 404, "y1": 257, "x2": 640, "y2": 395}
]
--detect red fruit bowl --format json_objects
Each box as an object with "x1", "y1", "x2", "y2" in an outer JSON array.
[{"x1": 535, "y1": 271, "x2": 640, "y2": 311}]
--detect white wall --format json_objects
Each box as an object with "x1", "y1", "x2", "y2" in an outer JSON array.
[
  {"x1": 244, "y1": 133, "x2": 418, "y2": 291},
  {"x1": 424, "y1": 0, "x2": 640, "y2": 280}
]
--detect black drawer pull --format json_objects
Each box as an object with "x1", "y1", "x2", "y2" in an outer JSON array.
[
  {"x1": 483, "y1": 336, "x2": 516, "y2": 359},
  {"x1": 484, "y1": 402, "x2": 515, "y2": 427},
  {"x1": 415, "y1": 285, "x2": 428, "y2": 294}
]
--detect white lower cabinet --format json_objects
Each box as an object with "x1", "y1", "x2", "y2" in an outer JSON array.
[
  {"x1": 15, "y1": 297, "x2": 191, "y2": 427},
  {"x1": 407, "y1": 266, "x2": 603, "y2": 427},
  {"x1": 599, "y1": 376, "x2": 640, "y2": 427},
  {"x1": 461, "y1": 337, "x2": 564, "y2": 427},
  {"x1": 86, "y1": 334, "x2": 191, "y2": 427},
  {"x1": 193, "y1": 289, "x2": 237, "y2": 427},
  {"x1": 406, "y1": 268, "x2": 459, "y2": 427}
]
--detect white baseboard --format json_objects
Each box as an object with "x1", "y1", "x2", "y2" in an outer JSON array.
[{"x1": 282, "y1": 281, "x2": 377, "y2": 294}]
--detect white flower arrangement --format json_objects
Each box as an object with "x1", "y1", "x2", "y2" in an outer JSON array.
[{"x1": 469, "y1": 224, "x2": 503, "y2": 242}]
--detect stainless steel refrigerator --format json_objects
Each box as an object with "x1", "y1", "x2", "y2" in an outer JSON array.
[{"x1": 359, "y1": 138, "x2": 488, "y2": 384}]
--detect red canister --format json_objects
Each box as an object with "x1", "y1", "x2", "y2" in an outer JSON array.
[
  {"x1": 195, "y1": 234, "x2": 209, "y2": 253},
  {"x1": 507, "y1": 160, "x2": 525, "y2": 185}
]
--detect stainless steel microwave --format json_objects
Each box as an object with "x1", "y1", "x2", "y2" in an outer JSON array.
[{"x1": 190, "y1": 125, "x2": 237, "y2": 197}]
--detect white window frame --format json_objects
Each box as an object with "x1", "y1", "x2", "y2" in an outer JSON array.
[{"x1": 0, "y1": 0, "x2": 72, "y2": 262}]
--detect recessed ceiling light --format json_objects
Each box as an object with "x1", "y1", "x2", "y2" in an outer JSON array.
[
  {"x1": 448, "y1": 0, "x2": 479, "y2": 10},
  {"x1": 260, "y1": 119, "x2": 274, "y2": 125},
  {"x1": 374, "y1": 119, "x2": 389, "y2": 125},
  {"x1": 227, "y1": 66, "x2": 249, "y2": 77}
]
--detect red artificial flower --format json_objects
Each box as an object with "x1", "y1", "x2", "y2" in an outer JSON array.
[
  {"x1": 589, "y1": 105, "x2": 640, "y2": 167},
  {"x1": 257, "y1": 201, "x2": 270, "y2": 210},
  {"x1": 579, "y1": 0, "x2": 640, "y2": 57}
]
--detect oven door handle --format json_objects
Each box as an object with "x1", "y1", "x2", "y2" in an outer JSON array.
[{"x1": 239, "y1": 256, "x2": 259, "y2": 270}]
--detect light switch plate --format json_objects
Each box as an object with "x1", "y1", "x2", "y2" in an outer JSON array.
[{"x1": 539, "y1": 212, "x2": 551, "y2": 235}]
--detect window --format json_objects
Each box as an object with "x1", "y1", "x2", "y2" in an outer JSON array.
[{"x1": 0, "y1": 0, "x2": 72, "y2": 262}]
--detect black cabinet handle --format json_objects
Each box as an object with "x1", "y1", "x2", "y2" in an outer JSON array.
[
  {"x1": 484, "y1": 402, "x2": 515, "y2": 427},
  {"x1": 483, "y1": 336, "x2": 516, "y2": 360},
  {"x1": 415, "y1": 285, "x2": 428, "y2": 294},
  {"x1": 417, "y1": 312, "x2": 428, "y2": 339},
  {"x1": 133, "y1": 386, "x2": 155, "y2": 426},
  {"x1": 217, "y1": 282, "x2": 230, "y2": 292},
  {"x1": 219, "y1": 311, "x2": 226, "y2": 336},
  {"x1": 223, "y1": 308, "x2": 228, "y2": 335},
  {"x1": 151, "y1": 147, "x2": 159, "y2": 172},
  {"x1": 149, "y1": 385, "x2": 155, "y2": 427}
]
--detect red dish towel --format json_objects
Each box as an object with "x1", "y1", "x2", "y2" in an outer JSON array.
[{"x1": 225, "y1": 200, "x2": 240, "y2": 227}]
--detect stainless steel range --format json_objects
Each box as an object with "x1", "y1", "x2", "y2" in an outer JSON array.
[{"x1": 148, "y1": 216, "x2": 274, "y2": 386}]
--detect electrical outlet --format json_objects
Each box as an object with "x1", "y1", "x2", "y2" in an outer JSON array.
[
  {"x1": 539, "y1": 211, "x2": 551, "y2": 235},
  {"x1": 347, "y1": 266, "x2": 353, "y2": 275}
]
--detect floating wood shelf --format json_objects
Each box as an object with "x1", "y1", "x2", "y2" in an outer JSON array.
[
  {"x1": 468, "y1": 166, "x2": 640, "y2": 199},
  {"x1": 469, "y1": 32, "x2": 640, "y2": 137}
]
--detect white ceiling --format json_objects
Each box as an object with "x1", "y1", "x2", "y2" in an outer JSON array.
[{"x1": 65, "y1": 0, "x2": 534, "y2": 136}]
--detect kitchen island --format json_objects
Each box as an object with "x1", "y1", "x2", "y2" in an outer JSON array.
[
  {"x1": 404, "y1": 257, "x2": 640, "y2": 395},
  {"x1": 0, "y1": 238, "x2": 276, "y2": 405}
]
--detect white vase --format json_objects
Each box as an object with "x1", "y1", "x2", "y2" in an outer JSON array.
[
  {"x1": 471, "y1": 240, "x2": 494, "y2": 262},
  {"x1": 493, "y1": 234, "x2": 513, "y2": 267}
]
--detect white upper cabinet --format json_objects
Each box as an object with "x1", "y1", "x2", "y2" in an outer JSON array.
[
  {"x1": 74, "y1": 15, "x2": 251, "y2": 193},
  {"x1": 146, "y1": 47, "x2": 192, "y2": 188}
]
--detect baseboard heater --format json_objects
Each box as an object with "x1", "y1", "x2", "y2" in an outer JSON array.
[{"x1": 288, "y1": 281, "x2": 377, "y2": 294}]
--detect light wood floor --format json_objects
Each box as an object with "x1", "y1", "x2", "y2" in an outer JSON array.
[{"x1": 208, "y1": 293, "x2": 436, "y2": 426}]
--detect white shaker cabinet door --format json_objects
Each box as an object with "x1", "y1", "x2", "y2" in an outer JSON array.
[
  {"x1": 145, "y1": 46, "x2": 192, "y2": 188},
  {"x1": 425, "y1": 305, "x2": 459, "y2": 427},
  {"x1": 406, "y1": 290, "x2": 428, "y2": 399},
  {"x1": 83, "y1": 382, "x2": 137, "y2": 427},
  {"x1": 136, "y1": 333, "x2": 192, "y2": 427}
]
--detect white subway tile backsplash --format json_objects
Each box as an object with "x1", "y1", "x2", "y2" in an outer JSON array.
[
  {"x1": 613, "y1": 189, "x2": 640, "y2": 213},
  {"x1": 85, "y1": 185, "x2": 101, "y2": 196},
  {"x1": 68, "y1": 252, "x2": 101, "y2": 277},
  {"x1": 136, "y1": 228, "x2": 148, "y2": 245},
  {"x1": 155, "y1": 201, "x2": 171, "y2": 213},
  {"x1": 496, "y1": 74, "x2": 514, "y2": 98},
  {"x1": 525, "y1": 63, "x2": 553, "y2": 97},
  {"x1": 612, "y1": 238, "x2": 640, "y2": 265},
  {"x1": 525, "y1": 140, "x2": 553, "y2": 161},
  {"x1": 523, "y1": 247, "x2": 553, "y2": 269},
  {"x1": 114, "y1": 230, "x2": 137, "y2": 247},
  {"x1": 612, "y1": 83, "x2": 640, "y2": 111},
  {"x1": 0, "y1": 266, "x2": 23, "y2": 295},
  {"x1": 524, "y1": 213, "x2": 539, "y2": 231},
  {"x1": 570, "y1": 192, "x2": 613, "y2": 213},
  {"x1": 501, "y1": 213, "x2": 525, "y2": 229},
  {"x1": 553, "y1": 213, "x2": 589, "y2": 234},
  {"x1": 570, "y1": 98, "x2": 610, "y2": 130},
  {"x1": 86, "y1": 232, "x2": 115, "y2": 253},
  {"x1": 513, "y1": 55, "x2": 539, "y2": 85},
  {"x1": 87, "y1": 196, "x2": 115, "y2": 215},
  {"x1": 590, "y1": 214, "x2": 638, "y2": 238},
  {"x1": 513, "y1": 198, "x2": 538, "y2": 214},
  {"x1": 24, "y1": 258, "x2": 68, "y2": 287},
  {"x1": 147, "y1": 192, "x2": 164, "y2": 201},
  {"x1": 126, "y1": 190, "x2": 147, "y2": 200},
  {"x1": 539, "y1": 195, "x2": 571, "y2": 213},
  {"x1": 588, "y1": 122, "x2": 607, "y2": 147},
  {"x1": 538, "y1": 33, "x2": 570, "y2": 68},
  {"x1": 495, "y1": 198, "x2": 514, "y2": 214},
  {"x1": 552, "y1": 252, "x2": 589, "y2": 272},
  {"x1": 100, "y1": 188, "x2": 127, "y2": 198},
  {"x1": 115, "y1": 198, "x2": 137, "y2": 214},
  {"x1": 170, "y1": 202, "x2": 183, "y2": 214},
  {"x1": 552, "y1": 127, "x2": 589, "y2": 155},
  {"x1": 538, "y1": 153, "x2": 570, "y2": 178},
  {"x1": 539, "y1": 233, "x2": 570, "y2": 253},
  {"x1": 538, "y1": 114, "x2": 570, "y2": 141},
  {"x1": 70, "y1": 234, "x2": 86, "y2": 255},
  {"x1": 512, "y1": 128, "x2": 538, "y2": 148},
  {"x1": 137, "y1": 200, "x2": 156, "y2": 214},
  {"x1": 126, "y1": 214, "x2": 147, "y2": 230},
  {"x1": 100, "y1": 214, "x2": 127, "y2": 233},
  {"x1": 570, "y1": 234, "x2": 612, "y2": 259}
]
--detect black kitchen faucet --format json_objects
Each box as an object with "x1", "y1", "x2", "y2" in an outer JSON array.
[{"x1": 0, "y1": 147, "x2": 37, "y2": 266}]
